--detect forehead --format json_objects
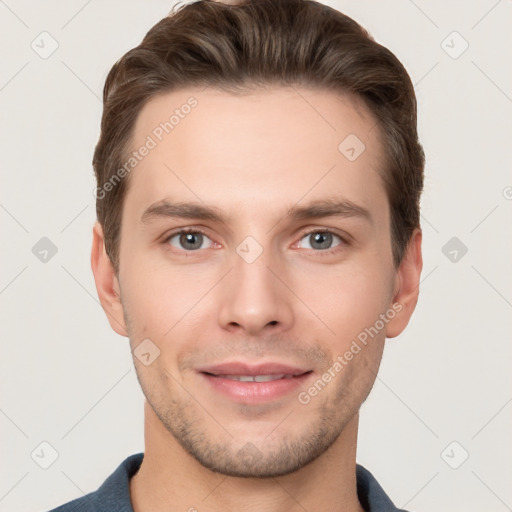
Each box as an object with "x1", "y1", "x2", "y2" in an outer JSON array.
[{"x1": 124, "y1": 86, "x2": 387, "y2": 223}]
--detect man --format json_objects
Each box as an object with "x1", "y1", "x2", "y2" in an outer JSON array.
[{"x1": 50, "y1": 0, "x2": 424, "y2": 510}]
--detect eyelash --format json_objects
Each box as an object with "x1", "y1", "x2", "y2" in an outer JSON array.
[{"x1": 162, "y1": 227, "x2": 349, "y2": 256}]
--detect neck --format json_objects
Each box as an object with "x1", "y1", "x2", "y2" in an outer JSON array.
[{"x1": 130, "y1": 400, "x2": 364, "y2": 512}]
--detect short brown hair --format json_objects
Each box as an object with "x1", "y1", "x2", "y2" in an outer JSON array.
[{"x1": 93, "y1": 0, "x2": 424, "y2": 272}]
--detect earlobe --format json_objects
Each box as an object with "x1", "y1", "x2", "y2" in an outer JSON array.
[
  {"x1": 90, "y1": 222, "x2": 128, "y2": 337},
  {"x1": 386, "y1": 228, "x2": 423, "y2": 339}
]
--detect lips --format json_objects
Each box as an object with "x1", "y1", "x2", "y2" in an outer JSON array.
[
  {"x1": 220, "y1": 374, "x2": 294, "y2": 382},
  {"x1": 197, "y1": 361, "x2": 310, "y2": 377},
  {"x1": 197, "y1": 362, "x2": 313, "y2": 404}
]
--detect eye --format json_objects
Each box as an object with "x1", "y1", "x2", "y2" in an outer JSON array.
[
  {"x1": 298, "y1": 230, "x2": 343, "y2": 251},
  {"x1": 166, "y1": 230, "x2": 214, "y2": 251}
]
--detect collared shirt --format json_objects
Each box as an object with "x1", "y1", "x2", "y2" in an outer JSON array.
[{"x1": 47, "y1": 453, "x2": 409, "y2": 512}]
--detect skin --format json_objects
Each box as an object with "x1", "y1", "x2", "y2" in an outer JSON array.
[{"x1": 91, "y1": 86, "x2": 422, "y2": 512}]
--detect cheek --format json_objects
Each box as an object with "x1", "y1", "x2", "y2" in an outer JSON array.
[
  {"x1": 291, "y1": 260, "x2": 393, "y2": 341},
  {"x1": 120, "y1": 256, "x2": 219, "y2": 362}
]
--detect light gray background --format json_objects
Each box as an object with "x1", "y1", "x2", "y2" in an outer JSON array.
[{"x1": 1, "y1": 1, "x2": 511, "y2": 511}]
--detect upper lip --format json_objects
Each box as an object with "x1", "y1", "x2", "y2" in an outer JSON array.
[{"x1": 198, "y1": 362, "x2": 311, "y2": 376}]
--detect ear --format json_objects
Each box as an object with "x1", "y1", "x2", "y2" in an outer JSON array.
[
  {"x1": 386, "y1": 228, "x2": 423, "y2": 338},
  {"x1": 90, "y1": 221, "x2": 128, "y2": 337}
]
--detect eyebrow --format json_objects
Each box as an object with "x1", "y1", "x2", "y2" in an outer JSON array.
[{"x1": 141, "y1": 198, "x2": 372, "y2": 226}]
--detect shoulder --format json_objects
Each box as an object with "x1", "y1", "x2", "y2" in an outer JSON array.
[
  {"x1": 46, "y1": 453, "x2": 144, "y2": 512},
  {"x1": 356, "y1": 464, "x2": 409, "y2": 512}
]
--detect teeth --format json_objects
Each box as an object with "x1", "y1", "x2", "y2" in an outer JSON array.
[{"x1": 223, "y1": 374, "x2": 288, "y2": 382}]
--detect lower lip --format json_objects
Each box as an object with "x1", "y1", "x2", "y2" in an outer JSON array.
[{"x1": 199, "y1": 372, "x2": 313, "y2": 404}]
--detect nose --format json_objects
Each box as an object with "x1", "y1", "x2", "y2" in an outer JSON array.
[{"x1": 217, "y1": 243, "x2": 294, "y2": 336}]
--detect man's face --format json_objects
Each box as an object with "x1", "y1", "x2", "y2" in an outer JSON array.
[{"x1": 111, "y1": 86, "x2": 405, "y2": 477}]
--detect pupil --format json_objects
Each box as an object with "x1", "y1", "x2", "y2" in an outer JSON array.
[
  {"x1": 311, "y1": 232, "x2": 332, "y2": 250},
  {"x1": 180, "y1": 232, "x2": 202, "y2": 250}
]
